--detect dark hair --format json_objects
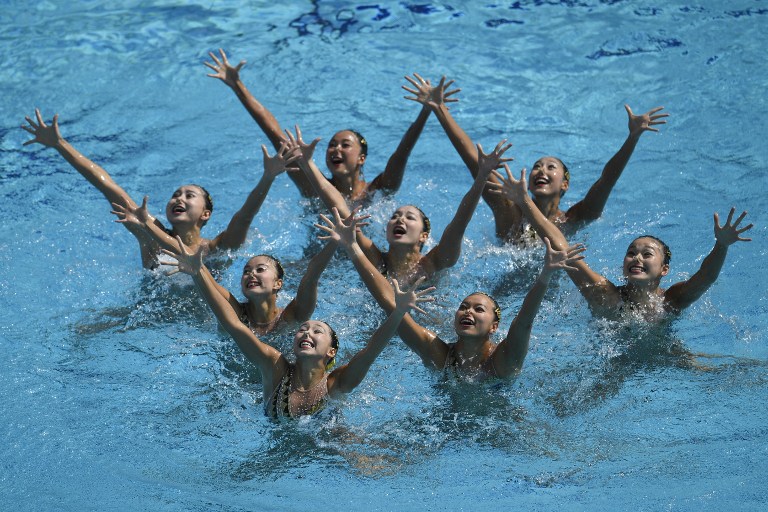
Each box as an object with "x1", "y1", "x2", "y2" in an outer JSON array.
[
  {"x1": 555, "y1": 158, "x2": 570, "y2": 198},
  {"x1": 346, "y1": 129, "x2": 368, "y2": 157},
  {"x1": 249, "y1": 254, "x2": 285, "y2": 280},
  {"x1": 323, "y1": 321, "x2": 339, "y2": 370},
  {"x1": 468, "y1": 292, "x2": 502, "y2": 322},
  {"x1": 191, "y1": 184, "x2": 214, "y2": 213},
  {"x1": 633, "y1": 235, "x2": 672, "y2": 265}
]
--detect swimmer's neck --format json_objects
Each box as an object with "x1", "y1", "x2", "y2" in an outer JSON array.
[
  {"x1": 531, "y1": 194, "x2": 564, "y2": 221},
  {"x1": 245, "y1": 295, "x2": 280, "y2": 326},
  {"x1": 620, "y1": 282, "x2": 665, "y2": 306},
  {"x1": 169, "y1": 224, "x2": 204, "y2": 248},
  {"x1": 453, "y1": 336, "x2": 494, "y2": 367},
  {"x1": 331, "y1": 171, "x2": 366, "y2": 200},
  {"x1": 384, "y1": 245, "x2": 423, "y2": 278},
  {"x1": 293, "y1": 360, "x2": 328, "y2": 391}
]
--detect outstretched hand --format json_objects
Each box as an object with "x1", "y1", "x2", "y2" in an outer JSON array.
[
  {"x1": 392, "y1": 276, "x2": 436, "y2": 315},
  {"x1": 204, "y1": 48, "x2": 244, "y2": 88},
  {"x1": 161, "y1": 236, "x2": 205, "y2": 276},
  {"x1": 262, "y1": 142, "x2": 301, "y2": 179},
  {"x1": 487, "y1": 165, "x2": 528, "y2": 205},
  {"x1": 476, "y1": 139, "x2": 513, "y2": 177},
  {"x1": 626, "y1": 104, "x2": 668, "y2": 138},
  {"x1": 22, "y1": 109, "x2": 62, "y2": 148},
  {"x1": 403, "y1": 74, "x2": 460, "y2": 110},
  {"x1": 111, "y1": 195, "x2": 153, "y2": 228},
  {"x1": 542, "y1": 237, "x2": 586, "y2": 275},
  {"x1": 714, "y1": 208, "x2": 752, "y2": 247},
  {"x1": 283, "y1": 125, "x2": 321, "y2": 171},
  {"x1": 315, "y1": 207, "x2": 370, "y2": 247}
]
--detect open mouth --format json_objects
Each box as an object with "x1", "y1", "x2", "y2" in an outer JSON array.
[
  {"x1": 628, "y1": 264, "x2": 645, "y2": 274},
  {"x1": 299, "y1": 340, "x2": 314, "y2": 349},
  {"x1": 533, "y1": 176, "x2": 549, "y2": 186},
  {"x1": 246, "y1": 279, "x2": 261, "y2": 289},
  {"x1": 460, "y1": 317, "x2": 475, "y2": 326},
  {"x1": 172, "y1": 204, "x2": 186, "y2": 214},
  {"x1": 393, "y1": 225, "x2": 407, "y2": 236},
  {"x1": 330, "y1": 155, "x2": 344, "y2": 164}
]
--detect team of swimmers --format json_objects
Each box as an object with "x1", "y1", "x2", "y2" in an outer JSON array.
[{"x1": 22, "y1": 49, "x2": 753, "y2": 419}]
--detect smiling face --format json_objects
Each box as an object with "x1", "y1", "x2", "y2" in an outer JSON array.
[
  {"x1": 386, "y1": 205, "x2": 429, "y2": 248},
  {"x1": 528, "y1": 157, "x2": 569, "y2": 199},
  {"x1": 622, "y1": 237, "x2": 670, "y2": 284},
  {"x1": 293, "y1": 320, "x2": 337, "y2": 365},
  {"x1": 325, "y1": 130, "x2": 366, "y2": 179},
  {"x1": 240, "y1": 256, "x2": 283, "y2": 299},
  {"x1": 454, "y1": 294, "x2": 500, "y2": 338},
  {"x1": 165, "y1": 185, "x2": 211, "y2": 227}
]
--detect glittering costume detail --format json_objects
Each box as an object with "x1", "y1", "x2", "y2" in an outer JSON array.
[
  {"x1": 239, "y1": 302, "x2": 281, "y2": 334},
  {"x1": 267, "y1": 365, "x2": 330, "y2": 419},
  {"x1": 442, "y1": 344, "x2": 499, "y2": 380}
]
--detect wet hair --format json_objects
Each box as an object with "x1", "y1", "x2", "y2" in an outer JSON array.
[
  {"x1": 468, "y1": 292, "x2": 502, "y2": 322},
  {"x1": 346, "y1": 129, "x2": 368, "y2": 157},
  {"x1": 555, "y1": 158, "x2": 570, "y2": 198},
  {"x1": 323, "y1": 321, "x2": 340, "y2": 371},
  {"x1": 633, "y1": 235, "x2": 672, "y2": 265},
  {"x1": 400, "y1": 205, "x2": 431, "y2": 250},
  {"x1": 191, "y1": 184, "x2": 214, "y2": 213},
  {"x1": 249, "y1": 254, "x2": 285, "y2": 280}
]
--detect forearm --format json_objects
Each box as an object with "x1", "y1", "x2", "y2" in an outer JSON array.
[
  {"x1": 430, "y1": 175, "x2": 485, "y2": 269},
  {"x1": 300, "y1": 160, "x2": 350, "y2": 216},
  {"x1": 56, "y1": 139, "x2": 134, "y2": 207},
  {"x1": 335, "y1": 308, "x2": 406, "y2": 392},
  {"x1": 375, "y1": 107, "x2": 430, "y2": 192},
  {"x1": 432, "y1": 104, "x2": 478, "y2": 171},
  {"x1": 292, "y1": 240, "x2": 338, "y2": 319},
  {"x1": 228, "y1": 79, "x2": 286, "y2": 149},
  {"x1": 217, "y1": 175, "x2": 276, "y2": 250},
  {"x1": 518, "y1": 195, "x2": 569, "y2": 250},
  {"x1": 345, "y1": 241, "x2": 396, "y2": 312}
]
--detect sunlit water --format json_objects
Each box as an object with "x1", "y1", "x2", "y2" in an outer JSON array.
[{"x1": 1, "y1": 1, "x2": 767, "y2": 510}]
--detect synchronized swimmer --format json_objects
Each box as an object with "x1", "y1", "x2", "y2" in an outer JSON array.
[{"x1": 22, "y1": 49, "x2": 754, "y2": 419}]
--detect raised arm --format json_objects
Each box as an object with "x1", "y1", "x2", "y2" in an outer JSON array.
[
  {"x1": 421, "y1": 139, "x2": 512, "y2": 273},
  {"x1": 364, "y1": 74, "x2": 455, "y2": 194},
  {"x1": 488, "y1": 166, "x2": 621, "y2": 310},
  {"x1": 209, "y1": 142, "x2": 300, "y2": 251},
  {"x1": 492, "y1": 238, "x2": 585, "y2": 378},
  {"x1": 163, "y1": 237, "x2": 285, "y2": 382},
  {"x1": 566, "y1": 105, "x2": 668, "y2": 223},
  {"x1": 328, "y1": 277, "x2": 434, "y2": 395},
  {"x1": 286, "y1": 126, "x2": 383, "y2": 267},
  {"x1": 24, "y1": 109, "x2": 163, "y2": 268},
  {"x1": 409, "y1": 79, "x2": 519, "y2": 235},
  {"x1": 281, "y1": 239, "x2": 339, "y2": 323},
  {"x1": 204, "y1": 49, "x2": 315, "y2": 197},
  {"x1": 316, "y1": 208, "x2": 449, "y2": 369},
  {"x1": 664, "y1": 208, "x2": 752, "y2": 311}
]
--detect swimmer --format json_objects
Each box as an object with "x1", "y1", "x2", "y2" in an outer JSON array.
[
  {"x1": 490, "y1": 167, "x2": 753, "y2": 321},
  {"x1": 23, "y1": 108, "x2": 299, "y2": 268},
  {"x1": 205, "y1": 49, "x2": 457, "y2": 201},
  {"x1": 284, "y1": 125, "x2": 511, "y2": 284},
  {"x1": 163, "y1": 236, "x2": 434, "y2": 419},
  {"x1": 410, "y1": 81, "x2": 668, "y2": 242},
  {"x1": 318, "y1": 208, "x2": 585, "y2": 380}
]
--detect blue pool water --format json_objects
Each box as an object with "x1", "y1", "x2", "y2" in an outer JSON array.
[{"x1": 2, "y1": 1, "x2": 767, "y2": 510}]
